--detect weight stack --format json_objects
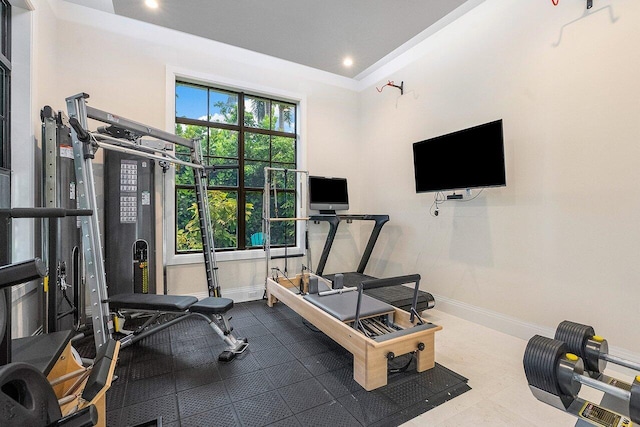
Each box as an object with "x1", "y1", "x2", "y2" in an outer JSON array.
[{"x1": 104, "y1": 150, "x2": 156, "y2": 295}]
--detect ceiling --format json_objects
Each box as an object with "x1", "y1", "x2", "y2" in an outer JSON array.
[{"x1": 63, "y1": 0, "x2": 476, "y2": 79}]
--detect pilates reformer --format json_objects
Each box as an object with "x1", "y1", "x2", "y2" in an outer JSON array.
[
  {"x1": 266, "y1": 271, "x2": 441, "y2": 391},
  {"x1": 64, "y1": 93, "x2": 248, "y2": 361}
]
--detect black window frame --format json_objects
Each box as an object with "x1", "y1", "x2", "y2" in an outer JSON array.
[
  {"x1": 174, "y1": 81, "x2": 298, "y2": 254},
  {"x1": 0, "y1": 0, "x2": 11, "y2": 172}
]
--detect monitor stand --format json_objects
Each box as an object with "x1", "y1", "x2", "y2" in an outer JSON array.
[{"x1": 319, "y1": 210, "x2": 336, "y2": 215}]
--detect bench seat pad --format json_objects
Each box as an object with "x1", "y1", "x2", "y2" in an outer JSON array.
[
  {"x1": 109, "y1": 293, "x2": 198, "y2": 311},
  {"x1": 190, "y1": 297, "x2": 234, "y2": 314}
]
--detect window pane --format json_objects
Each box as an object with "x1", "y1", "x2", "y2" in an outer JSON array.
[
  {"x1": 173, "y1": 127, "x2": 194, "y2": 186},
  {"x1": 0, "y1": 120, "x2": 3, "y2": 167},
  {"x1": 272, "y1": 101, "x2": 295, "y2": 133},
  {"x1": 176, "y1": 188, "x2": 238, "y2": 251},
  {"x1": 0, "y1": 3, "x2": 5, "y2": 58},
  {"x1": 176, "y1": 83, "x2": 207, "y2": 120},
  {"x1": 209, "y1": 190, "x2": 238, "y2": 249},
  {"x1": 245, "y1": 191, "x2": 263, "y2": 247},
  {"x1": 244, "y1": 95, "x2": 270, "y2": 129},
  {"x1": 175, "y1": 123, "x2": 207, "y2": 147},
  {"x1": 270, "y1": 191, "x2": 295, "y2": 246},
  {"x1": 207, "y1": 158, "x2": 238, "y2": 187},
  {"x1": 272, "y1": 136, "x2": 295, "y2": 163},
  {"x1": 0, "y1": 66, "x2": 4, "y2": 117},
  {"x1": 176, "y1": 188, "x2": 200, "y2": 252},
  {"x1": 209, "y1": 89, "x2": 238, "y2": 124},
  {"x1": 244, "y1": 132, "x2": 269, "y2": 161},
  {"x1": 175, "y1": 162, "x2": 194, "y2": 186},
  {"x1": 244, "y1": 161, "x2": 268, "y2": 188},
  {"x1": 268, "y1": 167, "x2": 296, "y2": 190},
  {"x1": 209, "y1": 128, "x2": 238, "y2": 158}
]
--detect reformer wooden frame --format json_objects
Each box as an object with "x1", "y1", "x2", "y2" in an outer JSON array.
[{"x1": 265, "y1": 274, "x2": 442, "y2": 391}]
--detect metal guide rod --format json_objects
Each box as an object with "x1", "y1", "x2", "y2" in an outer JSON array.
[
  {"x1": 91, "y1": 137, "x2": 202, "y2": 170},
  {"x1": 262, "y1": 167, "x2": 310, "y2": 285},
  {"x1": 192, "y1": 141, "x2": 220, "y2": 297},
  {"x1": 66, "y1": 94, "x2": 112, "y2": 350}
]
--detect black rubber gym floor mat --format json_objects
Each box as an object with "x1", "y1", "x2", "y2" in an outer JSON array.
[{"x1": 76, "y1": 299, "x2": 471, "y2": 426}]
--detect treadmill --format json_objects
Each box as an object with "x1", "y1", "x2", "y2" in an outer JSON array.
[{"x1": 310, "y1": 214, "x2": 435, "y2": 313}]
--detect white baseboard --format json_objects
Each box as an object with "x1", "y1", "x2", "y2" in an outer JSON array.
[
  {"x1": 187, "y1": 284, "x2": 265, "y2": 304},
  {"x1": 432, "y1": 293, "x2": 640, "y2": 378},
  {"x1": 431, "y1": 293, "x2": 555, "y2": 340}
]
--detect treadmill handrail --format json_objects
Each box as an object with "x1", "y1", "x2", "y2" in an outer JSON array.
[{"x1": 309, "y1": 214, "x2": 389, "y2": 275}]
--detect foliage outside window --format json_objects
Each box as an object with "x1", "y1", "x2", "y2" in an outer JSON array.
[{"x1": 175, "y1": 82, "x2": 297, "y2": 253}]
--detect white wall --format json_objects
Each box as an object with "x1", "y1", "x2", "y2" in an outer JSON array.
[
  {"x1": 29, "y1": 0, "x2": 364, "y2": 301},
  {"x1": 19, "y1": 0, "x2": 640, "y2": 360},
  {"x1": 359, "y1": 0, "x2": 640, "y2": 354}
]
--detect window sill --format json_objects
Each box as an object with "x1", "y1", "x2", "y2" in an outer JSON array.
[{"x1": 166, "y1": 246, "x2": 305, "y2": 266}]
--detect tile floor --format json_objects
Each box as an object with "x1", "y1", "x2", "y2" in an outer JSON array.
[{"x1": 402, "y1": 309, "x2": 631, "y2": 427}]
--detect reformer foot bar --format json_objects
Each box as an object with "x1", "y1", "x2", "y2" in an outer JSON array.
[
  {"x1": 266, "y1": 273, "x2": 441, "y2": 391},
  {"x1": 108, "y1": 294, "x2": 248, "y2": 361}
]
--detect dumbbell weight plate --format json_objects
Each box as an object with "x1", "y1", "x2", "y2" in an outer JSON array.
[
  {"x1": 555, "y1": 320, "x2": 606, "y2": 374},
  {"x1": 0, "y1": 362, "x2": 62, "y2": 427},
  {"x1": 524, "y1": 335, "x2": 582, "y2": 408}
]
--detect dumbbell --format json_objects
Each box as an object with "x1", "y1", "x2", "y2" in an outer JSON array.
[
  {"x1": 524, "y1": 335, "x2": 640, "y2": 424},
  {"x1": 0, "y1": 362, "x2": 97, "y2": 426},
  {"x1": 555, "y1": 320, "x2": 640, "y2": 378}
]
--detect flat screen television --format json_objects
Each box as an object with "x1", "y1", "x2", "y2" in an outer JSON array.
[
  {"x1": 413, "y1": 119, "x2": 506, "y2": 193},
  {"x1": 308, "y1": 176, "x2": 349, "y2": 214}
]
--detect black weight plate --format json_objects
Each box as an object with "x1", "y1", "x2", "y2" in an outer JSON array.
[
  {"x1": 0, "y1": 362, "x2": 61, "y2": 427},
  {"x1": 524, "y1": 335, "x2": 570, "y2": 397},
  {"x1": 555, "y1": 320, "x2": 594, "y2": 356}
]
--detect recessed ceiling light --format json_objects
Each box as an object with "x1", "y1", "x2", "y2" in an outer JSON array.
[
  {"x1": 343, "y1": 57, "x2": 353, "y2": 67},
  {"x1": 145, "y1": 0, "x2": 159, "y2": 9}
]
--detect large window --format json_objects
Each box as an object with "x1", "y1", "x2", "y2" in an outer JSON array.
[{"x1": 174, "y1": 81, "x2": 298, "y2": 253}]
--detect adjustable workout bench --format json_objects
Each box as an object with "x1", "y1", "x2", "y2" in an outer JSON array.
[
  {"x1": 266, "y1": 273, "x2": 441, "y2": 391},
  {"x1": 108, "y1": 293, "x2": 248, "y2": 362}
]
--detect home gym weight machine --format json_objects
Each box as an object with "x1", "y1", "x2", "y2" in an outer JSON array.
[
  {"x1": 524, "y1": 321, "x2": 640, "y2": 426},
  {"x1": 65, "y1": 93, "x2": 247, "y2": 359}
]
